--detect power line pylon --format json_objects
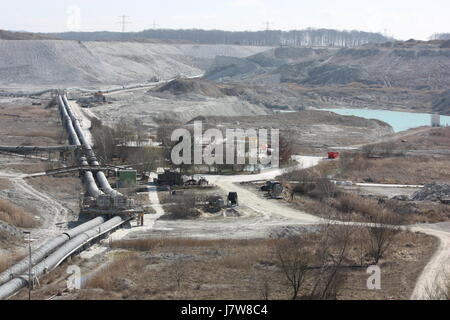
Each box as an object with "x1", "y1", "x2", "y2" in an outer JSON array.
[{"x1": 117, "y1": 15, "x2": 131, "y2": 33}]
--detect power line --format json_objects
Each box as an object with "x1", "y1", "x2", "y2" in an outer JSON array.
[{"x1": 117, "y1": 15, "x2": 131, "y2": 33}]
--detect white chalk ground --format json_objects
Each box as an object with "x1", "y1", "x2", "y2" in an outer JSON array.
[
  {"x1": 90, "y1": 91, "x2": 270, "y2": 126},
  {"x1": 0, "y1": 40, "x2": 271, "y2": 91}
]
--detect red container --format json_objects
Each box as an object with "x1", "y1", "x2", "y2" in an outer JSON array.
[{"x1": 328, "y1": 152, "x2": 340, "y2": 159}]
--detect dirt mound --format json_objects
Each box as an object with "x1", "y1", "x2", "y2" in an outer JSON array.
[
  {"x1": 197, "y1": 110, "x2": 394, "y2": 152},
  {"x1": 412, "y1": 183, "x2": 450, "y2": 202},
  {"x1": 156, "y1": 79, "x2": 225, "y2": 97},
  {"x1": 206, "y1": 44, "x2": 450, "y2": 90}
]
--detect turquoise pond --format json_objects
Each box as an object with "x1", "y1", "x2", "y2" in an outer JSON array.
[{"x1": 321, "y1": 109, "x2": 450, "y2": 133}]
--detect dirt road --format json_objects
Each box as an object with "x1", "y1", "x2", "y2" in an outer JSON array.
[
  {"x1": 206, "y1": 157, "x2": 450, "y2": 300},
  {"x1": 0, "y1": 170, "x2": 70, "y2": 245},
  {"x1": 206, "y1": 157, "x2": 324, "y2": 223},
  {"x1": 410, "y1": 223, "x2": 450, "y2": 299}
]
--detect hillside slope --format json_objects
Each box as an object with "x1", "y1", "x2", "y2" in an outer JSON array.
[
  {"x1": 206, "y1": 42, "x2": 450, "y2": 90},
  {"x1": 0, "y1": 40, "x2": 270, "y2": 89},
  {"x1": 433, "y1": 90, "x2": 450, "y2": 115}
]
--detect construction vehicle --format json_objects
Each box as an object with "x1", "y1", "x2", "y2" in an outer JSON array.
[
  {"x1": 207, "y1": 195, "x2": 226, "y2": 213},
  {"x1": 261, "y1": 181, "x2": 284, "y2": 199},
  {"x1": 184, "y1": 176, "x2": 209, "y2": 186},
  {"x1": 227, "y1": 192, "x2": 239, "y2": 207},
  {"x1": 328, "y1": 152, "x2": 340, "y2": 159},
  {"x1": 155, "y1": 170, "x2": 211, "y2": 188},
  {"x1": 270, "y1": 182, "x2": 284, "y2": 199}
]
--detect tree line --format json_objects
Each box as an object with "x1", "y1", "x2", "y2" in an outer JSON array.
[
  {"x1": 434, "y1": 33, "x2": 450, "y2": 40},
  {"x1": 50, "y1": 28, "x2": 391, "y2": 47}
]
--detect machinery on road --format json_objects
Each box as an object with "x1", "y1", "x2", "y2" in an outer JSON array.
[
  {"x1": 155, "y1": 170, "x2": 211, "y2": 188},
  {"x1": 261, "y1": 181, "x2": 284, "y2": 199},
  {"x1": 227, "y1": 192, "x2": 239, "y2": 206}
]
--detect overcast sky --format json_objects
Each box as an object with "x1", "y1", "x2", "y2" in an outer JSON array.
[{"x1": 1, "y1": 0, "x2": 449, "y2": 40}]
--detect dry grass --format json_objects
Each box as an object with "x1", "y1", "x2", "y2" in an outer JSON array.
[
  {"x1": 215, "y1": 245, "x2": 271, "y2": 270},
  {"x1": 111, "y1": 238, "x2": 268, "y2": 252},
  {"x1": 7, "y1": 129, "x2": 62, "y2": 141},
  {"x1": 0, "y1": 255, "x2": 9, "y2": 273},
  {"x1": 332, "y1": 193, "x2": 386, "y2": 221},
  {"x1": 393, "y1": 127, "x2": 450, "y2": 151},
  {"x1": 0, "y1": 199, "x2": 38, "y2": 228},
  {"x1": 294, "y1": 152, "x2": 450, "y2": 185},
  {"x1": 84, "y1": 253, "x2": 146, "y2": 291},
  {"x1": 74, "y1": 230, "x2": 437, "y2": 300},
  {"x1": 0, "y1": 253, "x2": 24, "y2": 273},
  {"x1": 338, "y1": 154, "x2": 450, "y2": 184},
  {"x1": 28, "y1": 176, "x2": 83, "y2": 197}
]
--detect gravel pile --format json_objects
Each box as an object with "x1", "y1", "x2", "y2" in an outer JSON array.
[{"x1": 412, "y1": 183, "x2": 450, "y2": 202}]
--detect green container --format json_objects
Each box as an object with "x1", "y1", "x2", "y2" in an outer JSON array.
[{"x1": 119, "y1": 170, "x2": 137, "y2": 187}]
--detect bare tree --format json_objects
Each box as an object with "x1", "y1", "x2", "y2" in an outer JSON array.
[
  {"x1": 91, "y1": 119, "x2": 116, "y2": 161},
  {"x1": 362, "y1": 143, "x2": 377, "y2": 158},
  {"x1": 254, "y1": 272, "x2": 272, "y2": 300},
  {"x1": 309, "y1": 224, "x2": 352, "y2": 300},
  {"x1": 279, "y1": 136, "x2": 293, "y2": 165},
  {"x1": 172, "y1": 256, "x2": 186, "y2": 290},
  {"x1": 274, "y1": 236, "x2": 312, "y2": 300},
  {"x1": 126, "y1": 147, "x2": 162, "y2": 173},
  {"x1": 368, "y1": 211, "x2": 401, "y2": 264}
]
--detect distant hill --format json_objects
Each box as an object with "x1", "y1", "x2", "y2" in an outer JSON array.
[
  {"x1": 205, "y1": 41, "x2": 450, "y2": 90},
  {"x1": 435, "y1": 33, "x2": 450, "y2": 40},
  {"x1": 433, "y1": 90, "x2": 450, "y2": 115},
  {"x1": 0, "y1": 30, "x2": 57, "y2": 40},
  {"x1": 48, "y1": 28, "x2": 391, "y2": 47},
  {"x1": 0, "y1": 40, "x2": 268, "y2": 89}
]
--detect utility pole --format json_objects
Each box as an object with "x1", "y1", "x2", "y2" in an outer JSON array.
[
  {"x1": 117, "y1": 15, "x2": 131, "y2": 33},
  {"x1": 23, "y1": 231, "x2": 32, "y2": 301}
]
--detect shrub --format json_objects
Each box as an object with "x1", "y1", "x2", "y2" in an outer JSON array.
[
  {"x1": 164, "y1": 194, "x2": 201, "y2": 219},
  {"x1": 85, "y1": 253, "x2": 144, "y2": 291},
  {"x1": 0, "y1": 199, "x2": 38, "y2": 228}
]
